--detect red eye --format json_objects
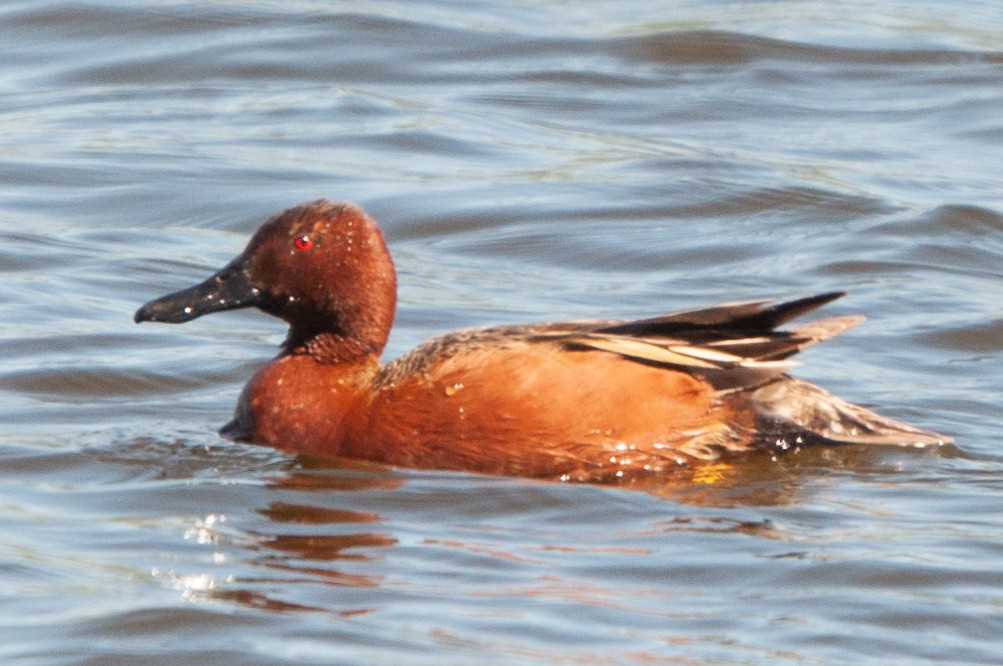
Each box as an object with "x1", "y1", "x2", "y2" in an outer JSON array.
[{"x1": 294, "y1": 235, "x2": 313, "y2": 251}]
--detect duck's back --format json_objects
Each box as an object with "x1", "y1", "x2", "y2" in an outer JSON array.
[{"x1": 341, "y1": 294, "x2": 947, "y2": 480}]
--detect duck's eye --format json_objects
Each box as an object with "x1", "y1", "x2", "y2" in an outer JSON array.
[{"x1": 294, "y1": 235, "x2": 314, "y2": 251}]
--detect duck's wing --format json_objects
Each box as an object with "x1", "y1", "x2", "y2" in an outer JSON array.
[
  {"x1": 535, "y1": 293, "x2": 861, "y2": 391},
  {"x1": 592, "y1": 292, "x2": 845, "y2": 336},
  {"x1": 381, "y1": 293, "x2": 852, "y2": 392}
]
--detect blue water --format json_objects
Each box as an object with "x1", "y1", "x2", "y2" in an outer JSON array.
[{"x1": 1, "y1": 1, "x2": 1002, "y2": 664}]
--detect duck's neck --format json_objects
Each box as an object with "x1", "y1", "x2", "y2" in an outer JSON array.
[{"x1": 283, "y1": 330, "x2": 381, "y2": 364}]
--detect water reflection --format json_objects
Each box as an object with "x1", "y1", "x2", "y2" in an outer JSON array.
[
  {"x1": 225, "y1": 466, "x2": 401, "y2": 610},
  {"x1": 251, "y1": 531, "x2": 397, "y2": 562},
  {"x1": 120, "y1": 435, "x2": 957, "y2": 619},
  {"x1": 264, "y1": 455, "x2": 406, "y2": 492},
  {"x1": 601, "y1": 441, "x2": 954, "y2": 506},
  {"x1": 258, "y1": 501, "x2": 379, "y2": 525}
]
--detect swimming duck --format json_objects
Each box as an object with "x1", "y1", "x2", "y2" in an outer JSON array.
[{"x1": 135, "y1": 199, "x2": 949, "y2": 481}]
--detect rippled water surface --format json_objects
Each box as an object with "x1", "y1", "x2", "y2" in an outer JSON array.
[{"x1": 2, "y1": 1, "x2": 1002, "y2": 664}]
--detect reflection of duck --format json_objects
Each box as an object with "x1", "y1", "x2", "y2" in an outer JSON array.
[
  {"x1": 238, "y1": 497, "x2": 394, "y2": 610},
  {"x1": 136, "y1": 199, "x2": 950, "y2": 482}
]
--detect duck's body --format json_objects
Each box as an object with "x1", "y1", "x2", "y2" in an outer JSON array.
[{"x1": 135, "y1": 200, "x2": 949, "y2": 482}]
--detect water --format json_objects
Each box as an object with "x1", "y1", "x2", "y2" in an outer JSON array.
[{"x1": 2, "y1": 1, "x2": 1002, "y2": 663}]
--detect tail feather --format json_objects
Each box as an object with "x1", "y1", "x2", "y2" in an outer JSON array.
[
  {"x1": 597, "y1": 292, "x2": 848, "y2": 337},
  {"x1": 750, "y1": 377, "x2": 951, "y2": 448}
]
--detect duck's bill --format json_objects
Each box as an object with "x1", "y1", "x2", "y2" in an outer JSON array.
[{"x1": 134, "y1": 256, "x2": 261, "y2": 324}]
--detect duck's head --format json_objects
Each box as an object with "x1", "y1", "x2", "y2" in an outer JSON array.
[{"x1": 135, "y1": 199, "x2": 397, "y2": 359}]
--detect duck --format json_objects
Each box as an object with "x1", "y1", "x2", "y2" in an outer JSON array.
[{"x1": 135, "y1": 199, "x2": 950, "y2": 482}]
